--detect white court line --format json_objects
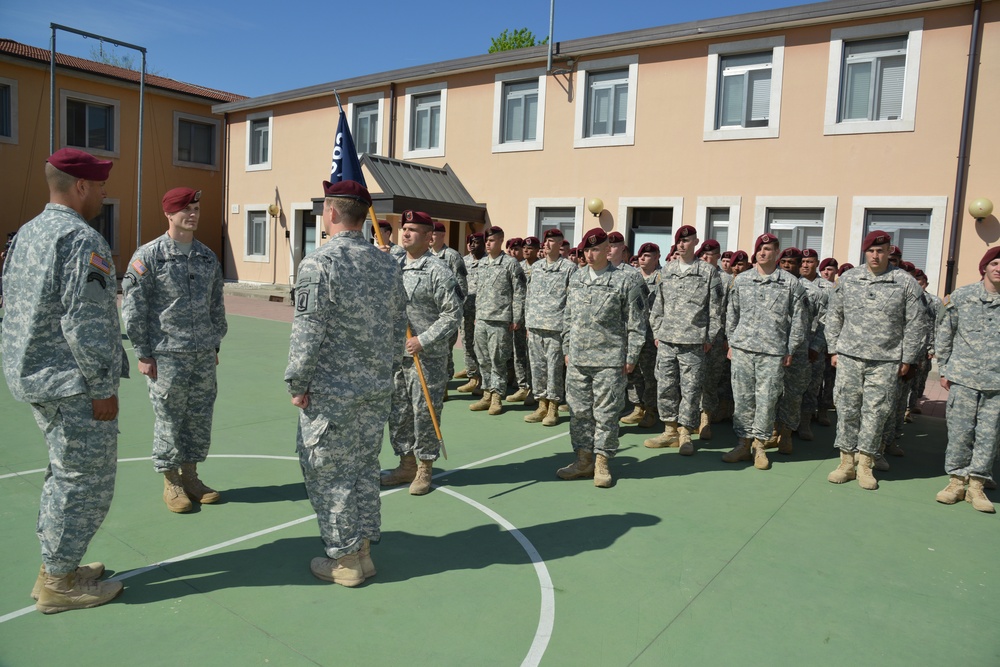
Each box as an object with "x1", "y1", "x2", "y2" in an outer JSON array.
[{"x1": 0, "y1": 431, "x2": 569, "y2": 666}]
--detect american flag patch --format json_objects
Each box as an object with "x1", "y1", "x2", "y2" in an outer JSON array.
[
  {"x1": 90, "y1": 253, "x2": 112, "y2": 274},
  {"x1": 132, "y1": 259, "x2": 147, "y2": 275}
]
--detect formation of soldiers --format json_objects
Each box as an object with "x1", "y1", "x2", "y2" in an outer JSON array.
[{"x1": 3, "y1": 152, "x2": 997, "y2": 607}]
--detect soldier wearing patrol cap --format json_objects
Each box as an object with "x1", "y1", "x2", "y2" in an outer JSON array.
[
  {"x1": 3, "y1": 147, "x2": 128, "y2": 612},
  {"x1": 123, "y1": 187, "x2": 228, "y2": 514},
  {"x1": 825, "y1": 231, "x2": 927, "y2": 490}
]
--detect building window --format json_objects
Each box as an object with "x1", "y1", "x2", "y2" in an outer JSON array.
[
  {"x1": 863, "y1": 210, "x2": 930, "y2": 269},
  {"x1": 354, "y1": 102, "x2": 379, "y2": 155},
  {"x1": 824, "y1": 19, "x2": 923, "y2": 135},
  {"x1": 173, "y1": 112, "x2": 220, "y2": 170},
  {"x1": 574, "y1": 55, "x2": 638, "y2": 148},
  {"x1": 766, "y1": 209, "x2": 825, "y2": 255},
  {"x1": 704, "y1": 37, "x2": 784, "y2": 141},
  {"x1": 706, "y1": 208, "x2": 730, "y2": 250},
  {"x1": 246, "y1": 111, "x2": 273, "y2": 171},
  {"x1": 697, "y1": 197, "x2": 742, "y2": 251},
  {"x1": 245, "y1": 209, "x2": 269, "y2": 261},
  {"x1": 0, "y1": 77, "x2": 17, "y2": 144},
  {"x1": 88, "y1": 200, "x2": 118, "y2": 254},
  {"x1": 629, "y1": 208, "x2": 674, "y2": 253},
  {"x1": 537, "y1": 207, "x2": 577, "y2": 247},
  {"x1": 492, "y1": 69, "x2": 546, "y2": 154},
  {"x1": 60, "y1": 90, "x2": 119, "y2": 157},
  {"x1": 403, "y1": 83, "x2": 447, "y2": 159},
  {"x1": 850, "y1": 196, "x2": 946, "y2": 290}
]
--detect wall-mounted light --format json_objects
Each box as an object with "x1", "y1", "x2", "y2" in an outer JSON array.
[
  {"x1": 587, "y1": 198, "x2": 604, "y2": 218},
  {"x1": 969, "y1": 197, "x2": 994, "y2": 222},
  {"x1": 268, "y1": 203, "x2": 281, "y2": 219}
]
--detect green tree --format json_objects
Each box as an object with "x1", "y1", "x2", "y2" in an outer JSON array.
[{"x1": 489, "y1": 28, "x2": 548, "y2": 53}]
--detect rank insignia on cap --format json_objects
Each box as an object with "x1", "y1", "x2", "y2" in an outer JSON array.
[
  {"x1": 90, "y1": 252, "x2": 112, "y2": 275},
  {"x1": 132, "y1": 259, "x2": 148, "y2": 275}
]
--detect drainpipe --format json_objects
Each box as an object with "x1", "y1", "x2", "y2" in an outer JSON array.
[
  {"x1": 945, "y1": 0, "x2": 983, "y2": 296},
  {"x1": 388, "y1": 82, "x2": 396, "y2": 159}
]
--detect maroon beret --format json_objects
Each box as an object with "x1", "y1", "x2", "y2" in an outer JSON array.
[
  {"x1": 980, "y1": 246, "x2": 1000, "y2": 276},
  {"x1": 379, "y1": 220, "x2": 392, "y2": 231},
  {"x1": 730, "y1": 250, "x2": 749, "y2": 264},
  {"x1": 401, "y1": 210, "x2": 433, "y2": 228},
  {"x1": 432, "y1": 221, "x2": 446, "y2": 233},
  {"x1": 581, "y1": 228, "x2": 609, "y2": 248},
  {"x1": 638, "y1": 242, "x2": 660, "y2": 256},
  {"x1": 913, "y1": 269, "x2": 927, "y2": 280},
  {"x1": 607, "y1": 231, "x2": 625, "y2": 244},
  {"x1": 508, "y1": 237, "x2": 524, "y2": 249},
  {"x1": 778, "y1": 247, "x2": 803, "y2": 261},
  {"x1": 523, "y1": 236, "x2": 540, "y2": 248},
  {"x1": 889, "y1": 245, "x2": 903, "y2": 257},
  {"x1": 698, "y1": 239, "x2": 721, "y2": 256},
  {"x1": 900, "y1": 261, "x2": 916, "y2": 274},
  {"x1": 862, "y1": 231, "x2": 892, "y2": 252},
  {"x1": 674, "y1": 225, "x2": 697, "y2": 243},
  {"x1": 721, "y1": 251, "x2": 734, "y2": 260},
  {"x1": 47, "y1": 147, "x2": 113, "y2": 181},
  {"x1": 568, "y1": 248, "x2": 579, "y2": 258},
  {"x1": 322, "y1": 180, "x2": 372, "y2": 206},
  {"x1": 471, "y1": 232, "x2": 484, "y2": 240},
  {"x1": 561, "y1": 240, "x2": 570, "y2": 247},
  {"x1": 543, "y1": 229, "x2": 564, "y2": 240},
  {"x1": 819, "y1": 257, "x2": 839, "y2": 271},
  {"x1": 161, "y1": 187, "x2": 201, "y2": 214},
  {"x1": 801, "y1": 248, "x2": 819, "y2": 259},
  {"x1": 838, "y1": 263, "x2": 855, "y2": 276},
  {"x1": 484, "y1": 225, "x2": 505, "y2": 238},
  {"x1": 754, "y1": 233, "x2": 780, "y2": 255}
]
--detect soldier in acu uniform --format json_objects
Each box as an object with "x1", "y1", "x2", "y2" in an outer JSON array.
[
  {"x1": 457, "y1": 232, "x2": 485, "y2": 392},
  {"x1": 122, "y1": 187, "x2": 228, "y2": 513},
  {"x1": 908, "y1": 269, "x2": 942, "y2": 417},
  {"x1": 621, "y1": 242, "x2": 661, "y2": 429},
  {"x1": 430, "y1": 220, "x2": 467, "y2": 383},
  {"x1": 2, "y1": 148, "x2": 127, "y2": 613},
  {"x1": 506, "y1": 236, "x2": 534, "y2": 404},
  {"x1": 285, "y1": 180, "x2": 406, "y2": 587}
]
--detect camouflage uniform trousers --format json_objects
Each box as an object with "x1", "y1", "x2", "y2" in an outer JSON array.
[
  {"x1": 388, "y1": 355, "x2": 448, "y2": 461},
  {"x1": 944, "y1": 383, "x2": 1000, "y2": 482},
  {"x1": 510, "y1": 322, "x2": 531, "y2": 390},
  {"x1": 474, "y1": 319, "x2": 513, "y2": 394},
  {"x1": 820, "y1": 359, "x2": 836, "y2": 409},
  {"x1": 700, "y1": 337, "x2": 727, "y2": 416},
  {"x1": 626, "y1": 333, "x2": 657, "y2": 408},
  {"x1": 527, "y1": 328, "x2": 565, "y2": 402},
  {"x1": 446, "y1": 330, "x2": 459, "y2": 379},
  {"x1": 297, "y1": 393, "x2": 387, "y2": 559},
  {"x1": 654, "y1": 342, "x2": 705, "y2": 429},
  {"x1": 30, "y1": 394, "x2": 117, "y2": 575},
  {"x1": 909, "y1": 358, "x2": 931, "y2": 409},
  {"x1": 147, "y1": 349, "x2": 218, "y2": 472},
  {"x1": 777, "y1": 349, "x2": 811, "y2": 430},
  {"x1": 730, "y1": 348, "x2": 785, "y2": 441},
  {"x1": 881, "y1": 375, "x2": 913, "y2": 450},
  {"x1": 566, "y1": 364, "x2": 626, "y2": 459},
  {"x1": 801, "y1": 355, "x2": 825, "y2": 415},
  {"x1": 460, "y1": 298, "x2": 479, "y2": 379},
  {"x1": 832, "y1": 354, "x2": 900, "y2": 457}
]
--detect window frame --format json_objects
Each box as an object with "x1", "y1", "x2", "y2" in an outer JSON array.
[
  {"x1": 528, "y1": 197, "x2": 585, "y2": 246},
  {"x1": 492, "y1": 68, "x2": 547, "y2": 154},
  {"x1": 403, "y1": 82, "x2": 447, "y2": 159},
  {"x1": 573, "y1": 55, "x2": 638, "y2": 149},
  {"x1": 87, "y1": 198, "x2": 119, "y2": 255},
  {"x1": 173, "y1": 111, "x2": 221, "y2": 170},
  {"x1": 754, "y1": 196, "x2": 838, "y2": 259},
  {"x1": 823, "y1": 18, "x2": 923, "y2": 136},
  {"x1": 347, "y1": 92, "x2": 384, "y2": 157},
  {"x1": 704, "y1": 37, "x2": 784, "y2": 141},
  {"x1": 243, "y1": 205, "x2": 270, "y2": 263},
  {"x1": 59, "y1": 89, "x2": 120, "y2": 157},
  {"x1": 617, "y1": 197, "x2": 685, "y2": 252},
  {"x1": 0, "y1": 76, "x2": 18, "y2": 145},
  {"x1": 245, "y1": 111, "x2": 273, "y2": 171},
  {"x1": 696, "y1": 196, "x2": 742, "y2": 252}
]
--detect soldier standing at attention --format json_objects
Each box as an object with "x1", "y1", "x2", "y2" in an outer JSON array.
[
  {"x1": 797, "y1": 248, "x2": 832, "y2": 439},
  {"x1": 523, "y1": 229, "x2": 576, "y2": 427},
  {"x1": 825, "y1": 231, "x2": 926, "y2": 490},
  {"x1": 557, "y1": 228, "x2": 645, "y2": 487},
  {"x1": 621, "y1": 242, "x2": 661, "y2": 429},
  {"x1": 122, "y1": 188, "x2": 228, "y2": 513},
  {"x1": 722, "y1": 234, "x2": 807, "y2": 470},
  {"x1": 506, "y1": 236, "x2": 534, "y2": 404},
  {"x1": 430, "y1": 221, "x2": 467, "y2": 382},
  {"x1": 2, "y1": 148, "x2": 127, "y2": 613},
  {"x1": 908, "y1": 269, "x2": 941, "y2": 417},
  {"x1": 457, "y1": 233, "x2": 485, "y2": 393},
  {"x1": 285, "y1": 180, "x2": 406, "y2": 587},
  {"x1": 381, "y1": 211, "x2": 461, "y2": 495},
  {"x1": 470, "y1": 226, "x2": 526, "y2": 416},
  {"x1": 644, "y1": 227, "x2": 724, "y2": 455},
  {"x1": 934, "y1": 247, "x2": 1000, "y2": 512}
]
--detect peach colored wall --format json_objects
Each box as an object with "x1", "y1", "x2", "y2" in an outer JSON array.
[
  {"x1": 223, "y1": 3, "x2": 998, "y2": 295},
  {"x1": 0, "y1": 58, "x2": 228, "y2": 272}
]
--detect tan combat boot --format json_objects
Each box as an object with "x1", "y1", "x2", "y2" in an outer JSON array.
[
  {"x1": 797, "y1": 410, "x2": 813, "y2": 441},
  {"x1": 966, "y1": 477, "x2": 996, "y2": 513},
  {"x1": 856, "y1": 453, "x2": 879, "y2": 490},
  {"x1": 380, "y1": 454, "x2": 417, "y2": 487},
  {"x1": 752, "y1": 439, "x2": 771, "y2": 470},
  {"x1": 698, "y1": 412, "x2": 713, "y2": 440},
  {"x1": 678, "y1": 426, "x2": 695, "y2": 456},
  {"x1": 310, "y1": 551, "x2": 365, "y2": 587},
  {"x1": 827, "y1": 451, "x2": 857, "y2": 484},
  {"x1": 180, "y1": 462, "x2": 220, "y2": 504},
  {"x1": 454, "y1": 369, "x2": 469, "y2": 379},
  {"x1": 777, "y1": 426, "x2": 794, "y2": 455},
  {"x1": 31, "y1": 563, "x2": 105, "y2": 601},
  {"x1": 359, "y1": 538, "x2": 376, "y2": 578},
  {"x1": 488, "y1": 392, "x2": 503, "y2": 415},
  {"x1": 35, "y1": 571, "x2": 123, "y2": 614},
  {"x1": 556, "y1": 450, "x2": 594, "y2": 480},
  {"x1": 643, "y1": 421, "x2": 679, "y2": 449},
  {"x1": 762, "y1": 425, "x2": 780, "y2": 450},
  {"x1": 559, "y1": 403, "x2": 569, "y2": 412},
  {"x1": 469, "y1": 390, "x2": 492, "y2": 411},
  {"x1": 506, "y1": 387, "x2": 531, "y2": 402},
  {"x1": 409, "y1": 459, "x2": 433, "y2": 496},
  {"x1": 638, "y1": 406, "x2": 658, "y2": 429},
  {"x1": 935, "y1": 475, "x2": 966, "y2": 504},
  {"x1": 457, "y1": 377, "x2": 480, "y2": 393},
  {"x1": 542, "y1": 399, "x2": 560, "y2": 426},
  {"x1": 594, "y1": 454, "x2": 612, "y2": 488},
  {"x1": 721, "y1": 438, "x2": 752, "y2": 463},
  {"x1": 163, "y1": 469, "x2": 193, "y2": 513},
  {"x1": 524, "y1": 398, "x2": 548, "y2": 423},
  {"x1": 620, "y1": 405, "x2": 644, "y2": 425}
]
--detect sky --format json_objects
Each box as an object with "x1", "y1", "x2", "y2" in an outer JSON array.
[{"x1": 2, "y1": 0, "x2": 808, "y2": 99}]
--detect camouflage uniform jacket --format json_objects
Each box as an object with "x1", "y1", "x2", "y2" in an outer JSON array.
[
  {"x1": 475, "y1": 252, "x2": 526, "y2": 323},
  {"x1": 285, "y1": 230, "x2": 406, "y2": 397},
  {"x1": 649, "y1": 259, "x2": 724, "y2": 344},
  {"x1": 727, "y1": 267, "x2": 808, "y2": 356},
  {"x1": 121, "y1": 234, "x2": 227, "y2": 358},
  {"x1": 1, "y1": 204, "x2": 127, "y2": 402},
  {"x1": 525, "y1": 257, "x2": 577, "y2": 331},
  {"x1": 935, "y1": 282, "x2": 1000, "y2": 391},
  {"x1": 826, "y1": 266, "x2": 927, "y2": 364},
  {"x1": 922, "y1": 291, "x2": 943, "y2": 356},
  {"x1": 431, "y1": 244, "x2": 468, "y2": 299},
  {"x1": 398, "y1": 251, "x2": 462, "y2": 359},
  {"x1": 800, "y1": 276, "x2": 830, "y2": 353},
  {"x1": 563, "y1": 264, "x2": 646, "y2": 368},
  {"x1": 463, "y1": 253, "x2": 482, "y2": 297}
]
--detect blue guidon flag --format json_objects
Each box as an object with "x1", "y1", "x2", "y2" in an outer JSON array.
[{"x1": 329, "y1": 110, "x2": 366, "y2": 188}]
